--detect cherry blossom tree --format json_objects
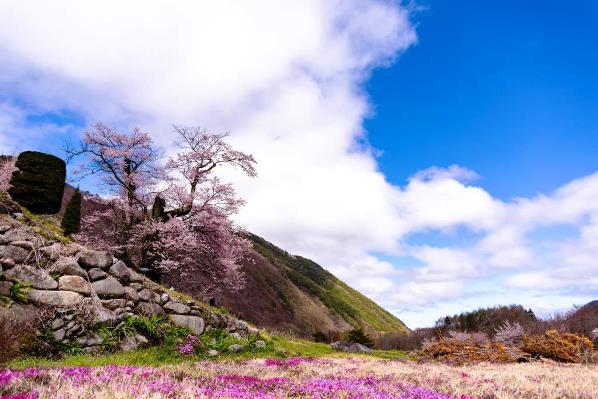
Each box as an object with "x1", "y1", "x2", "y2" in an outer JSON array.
[
  {"x1": 138, "y1": 208, "x2": 247, "y2": 298},
  {"x1": 0, "y1": 156, "x2": 16, "y2": 193},
  {"x1": 65, "y1": 122, "x2": 162, "y2": 224},
  {"x1": 158, "y1": 126, "x2": 256, "y2": 219},
  {"x1": 70, "y1": 123, "x2": 256, "y2": 297}
]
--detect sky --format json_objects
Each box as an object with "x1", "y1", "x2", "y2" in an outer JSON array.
[{"x1": 0, "y1": 1, "x2": 597, "y2": 328}]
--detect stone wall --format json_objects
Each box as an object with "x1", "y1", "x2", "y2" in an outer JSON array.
[{"x1": 0, "y1": 213, "x2": 257, "y2": 354}]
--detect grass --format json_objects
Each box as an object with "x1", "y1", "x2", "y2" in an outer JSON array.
[
  {"x1": 3, "y1": 356, "x2": 598, "y2": 399},
  {"x1": 20, "y1": 207, "x2": 71, "y2": 244},
  {"x1": 5, "y1": 334, "x2": 410, "y2": 369}
]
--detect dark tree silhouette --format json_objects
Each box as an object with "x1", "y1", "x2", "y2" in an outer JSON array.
[{"x1": 61, "y1": 188, "x2": 82, "y2": 236}]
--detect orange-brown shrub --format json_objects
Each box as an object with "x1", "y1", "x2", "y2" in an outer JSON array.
[
  {"x1": 421, "y1": 332, "x2": 514, "y2": 364},
  {"x1": 522, "y1": 329, "x2": 594, "y2": 363}
]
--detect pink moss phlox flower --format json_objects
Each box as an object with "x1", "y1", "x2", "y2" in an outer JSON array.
[
  {"x1": 178, "y1": 335, "x2": 200, "y2": 356},
  {"x1": 1, "y1": 394, "x2": 38, "y2": 399}
]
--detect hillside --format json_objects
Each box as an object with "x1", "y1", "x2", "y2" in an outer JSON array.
[
  {"x1": 164, "y1": 234, "x2": 408, "y2": 338},
  {"x1": 64, "y1": 185, "x2": 408, "y2": 338}
]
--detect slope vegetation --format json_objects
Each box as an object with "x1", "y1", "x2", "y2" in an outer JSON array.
[{"x1": 215, "y1": 234, "x2": 408, "y2": 337}]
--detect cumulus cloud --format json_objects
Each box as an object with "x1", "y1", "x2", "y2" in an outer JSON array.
[
  {"x1": 381, "y1": 169, "x2": 598, "y2": 326},
  {"x1": 1, "y1": 1, "x2": 597, "y2": 329}
]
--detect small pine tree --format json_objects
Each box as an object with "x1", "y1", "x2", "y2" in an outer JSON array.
[
  {"x1": 347, "y1": 328, "x2": 374, "y2": 347},
  {"x1": 61, "y1": 188, "x2": 82, "y2": 236}
]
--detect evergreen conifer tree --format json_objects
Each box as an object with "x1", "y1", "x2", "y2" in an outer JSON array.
[{"x1": 61, "y1": 188, "x2": 82, "y2": 236}]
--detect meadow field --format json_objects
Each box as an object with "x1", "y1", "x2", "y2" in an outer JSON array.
[{"x1": 2, "y1": 356, "x2": 598, "y2": 399}]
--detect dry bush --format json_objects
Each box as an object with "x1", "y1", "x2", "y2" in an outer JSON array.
[
  {"x1": 522, "y1": 329, "x2": 594, "y2": 363},
  {"x1": 421, "y1": 331, "x2": 514, "y2": 364}
]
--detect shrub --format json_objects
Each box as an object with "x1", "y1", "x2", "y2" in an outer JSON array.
[
  {"x1": 347, "y1": 328, "x2": 373, "y2": 347},
  {"x1": 8, "y1": 151, "x2": 66, "y2": 214},
  {"x1": 494, "y1": 321, "x2": 525, "y2": 346},
  {"x1": 447, "y1": 330, "x2": 489, "y2": 345},
  {"x1": 522, "y1": 330, "x2": 594, "y2": 363},
  {"x1": 312, "y1": 331, "x2": 328, "y2": 343},
  {"x1": 61, "y1": 188, "x2": 82, "y2": 235},
  {"x1": 377, "y1": 331, "x2": 424, "y2": 351},
  {"x1": 421, "y1": 331, "x2": 513, "y2": 364}
]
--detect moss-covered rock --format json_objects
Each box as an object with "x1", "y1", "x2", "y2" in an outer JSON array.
[{"x1": 8, "y1": 151, "x2": 66, "y2": 214}]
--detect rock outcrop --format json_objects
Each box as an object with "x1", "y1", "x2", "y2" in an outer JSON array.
[
  {"x1": 331, "y1": 341, "x2": 373, "y2": 354},
  {"x1": 0, "y1": 213, "x2": 257, "y2": 355}
]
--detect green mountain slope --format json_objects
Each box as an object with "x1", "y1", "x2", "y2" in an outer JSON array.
[{"x1": 215, "y1": 234, "x2": 408, "y2": 337}]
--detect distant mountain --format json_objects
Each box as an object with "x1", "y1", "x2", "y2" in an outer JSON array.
[
  {"x1": 203, "y1": 234, "x2": 408, "y2": 338},
  {"x1": 582, "y1": 300, "x2": 598, "y2": 309}
]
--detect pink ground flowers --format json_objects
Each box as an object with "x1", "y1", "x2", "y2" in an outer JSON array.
[{"x1": 2, "y1": 357, "x2": 598, "y2": 398}]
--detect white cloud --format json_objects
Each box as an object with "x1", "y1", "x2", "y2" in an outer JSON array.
[
  {"x1": 1, "y1": 1, "x2": 597, "y2": 329},
  {"x1": 387, "y1": 169, "x2": 598, "y2": 326}
]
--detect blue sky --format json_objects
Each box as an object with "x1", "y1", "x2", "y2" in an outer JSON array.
[
  {"x1": 367, "y1": 0, "x2": 598, "y2": 199},
  {"x1": 0, "y1": 1, "x2": 597, "y2": 327}
]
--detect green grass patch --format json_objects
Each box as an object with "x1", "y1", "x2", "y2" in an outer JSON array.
[
  {"x1": 20, "y1": 207, "x2": 71, "y2": 244},
  {"x1": 5, "y1": 334, "x2": 410, "y2": 369}
]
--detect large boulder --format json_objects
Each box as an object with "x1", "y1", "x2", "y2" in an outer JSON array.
[
  {"x1": 40, "y1": 243, "x2": 62, "y2": 260},
  {"x1": 4, "y1": 265, "x2": 58, "y2": 289},
  {"x1": 169, "y1": 314, "x2": 204, "y2": 335},
  {"x1": 100, "y1": 298, "x2": 127, "y2": 310},
  {"x1": 58, "y1": 275, "x2": 91, "y2": 295},
  {"x1": 163, "y1": 301, "x2": 190, "y2": 314},
  {"x1": 91, "y1": 276, "x2": 125, "y2": 298},
  {"x1": 0, "y1": 280, "x2": 13, "y2": 296},
  {"x1": 88, "y1": 268, "x2": 107, "y2": 281},
  {"x1": 124, "y1": 287, "x2": 139, "y2": 302},
  {"x1": 228, "y1": 344, "x2": 244, "y2": 352},
  {"x1": 108, "y1": 261, "x2": 143, "y2": 284},
  {"x1": 118, "y1": 334, "x2": 148, "y2": 352},
  {"x1": 1, "y1": 228, "x2": 36, "y2": 244},
  {"x1": 10, "y1": 241, "x2": 33, "y2": 250},
  {"x1": 88, "y1": 301, "x2": 118, "y2": 325},
  {"x1": 0, "y1": 245, "x2": 31, "y2": 264},
  {"x1": 59, "y1": 243, "x2": 84, "y2": 257},
  {"x1": 331, "y1": 341, "x2": 373, "y2": 354},
  {"x1": 78, "y1": 251, "x2": 113, "y2": 270},
  {"x1": 27, "y1": 290, "x2": 83, "y2": 306},
  {"x1": 52, "y1": 257, "x2": 87, "y2": 279},
  {"x1": 135, "y1": 302, "x2": 165, "y2": 317},
  {"x1": 1, "y1": 258, "x2": 15, "y2": 269},
  {"x1": 138, "y1": 289, "x2": 160, "y2": 303}
]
